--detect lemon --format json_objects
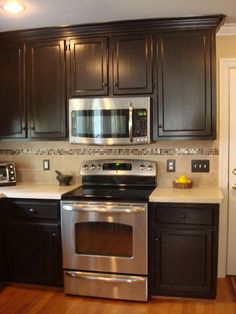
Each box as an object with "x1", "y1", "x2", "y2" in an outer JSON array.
[{"x1": 178, "y1": 175, "x2": 188, "y2": 183}]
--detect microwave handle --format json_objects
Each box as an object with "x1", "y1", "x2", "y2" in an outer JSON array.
[{"x1": 128, "y1": 102, "x2": 133, "y2": 142}]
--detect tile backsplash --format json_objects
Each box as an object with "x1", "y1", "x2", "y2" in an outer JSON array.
[{"x1": 0, "y1": 140, "x2": 219, "y2": 187}]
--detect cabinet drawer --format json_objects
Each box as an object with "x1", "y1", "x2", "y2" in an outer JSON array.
[
  {"x1": 156, "y1": 205, "x2": 213, "y2": 225},
  {"x1": 7, "y1": 200, "x2": 59, "y2": 220}
]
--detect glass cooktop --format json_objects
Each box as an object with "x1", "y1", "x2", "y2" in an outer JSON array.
[{"x1": 61, "y1": 185, "x2": 156, "y2": 202}]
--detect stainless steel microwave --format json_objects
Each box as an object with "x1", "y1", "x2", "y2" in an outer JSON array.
[
  {"x1": 69, "y1": 97, "x2": 152, "y2": 145},
  {"x1": 0, "y1": 162, "x2": 16, "y2": 186}
]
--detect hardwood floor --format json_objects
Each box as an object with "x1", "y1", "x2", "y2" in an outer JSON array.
[{"x1": 0, "y1": 278, "x2": 235, "y2": 314}]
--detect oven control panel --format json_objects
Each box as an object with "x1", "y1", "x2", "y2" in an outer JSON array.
[{"x1": 80, "y1": 159, "x2": 157, "y2": 177}]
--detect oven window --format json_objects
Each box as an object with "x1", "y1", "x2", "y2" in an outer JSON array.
[
  {"x1": 75, "y1": 222, "x2": 133, "y2": 257},
  {"x1": 71, "y1": 109, "x2": 129, "y2": 138}
]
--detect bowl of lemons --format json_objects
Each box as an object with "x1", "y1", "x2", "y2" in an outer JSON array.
[{"x1": 173, "y1": 175, "x2": 192, "y2": 189}]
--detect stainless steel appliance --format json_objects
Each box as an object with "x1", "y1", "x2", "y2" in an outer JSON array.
[
  {"x1": 61, "y1": 159, "x2": 157, "y2": 301},
  {"x1": 69, "y1": 97, "x2": 152, "y2": 145},
  {"x1": 0, "y1": 162, "x2": 16, "y2": 186}
]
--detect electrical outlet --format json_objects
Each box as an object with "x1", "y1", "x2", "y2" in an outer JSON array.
[
  {"x1": 43, "y1": 159, "x2": 50, "y2": 171},
  {"x1": 191, "y1": 160, "x2": 209, "y2": 172},
  {"x1": 167, "y1": 159, "x2": 175, "y2": 172}
]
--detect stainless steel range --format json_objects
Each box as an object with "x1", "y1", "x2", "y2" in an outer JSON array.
[{"x1": 61, "y1": 159, "x2": 157, "y2": 301}]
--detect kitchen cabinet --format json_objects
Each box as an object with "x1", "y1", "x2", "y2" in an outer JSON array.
[
  {"x1": 0, "y1": 39, "x2": 66, "y2": 140},
  {"x1": 5, "y1": 199, "x2": 63, "y2": 286},
  {"x1": 149, "y1": 203, "x2": 219, "y2": 298},
  {"x1": 156, "y1": 31, "x2": 215, "y2": 139},
  {"x1": 0, "y1": 200, "x2": 5, "y2": 282},
  {"x1": 27, "y1": 40, "x2": 66, "y2": 138},
  {"x1": 68, "y1": 34, "x2": 152, "y2": 97},
  {"x1": 69, "y1": 37, "x2": 108, "y2": 96},
  {"x1": 112, "y1": 34, "x2": 152, "y2": 95},
  {"x1": 0, "y1": 43, "x2": 26, "y2": 139}
]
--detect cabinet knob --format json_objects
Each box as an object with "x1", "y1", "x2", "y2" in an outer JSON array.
[
  {"x1": 113, "y1": 82, "x2": 118, "y2": 87},
  {"x1": 181, "y1": 214, "x2": 186, "y2": 219},
  {"x1": 232, "y1": 183, "x2": 236, "y2": 190},
  {"x1": 30, "y1": 126, "x2": 35, "y2": 131},
  {"x1": 102, "y1": 82, "x2": 107, "y2": 88},
  {"x1": 29, "y1": 208, "x2": 36, "y2": 213},
  {"x1": 232, "y1": 169, "x2": 236, "y2": 175},
  {"x1": 52, "y1": 233, "x2": 56, "y2": 237},
  {"x1": 155, "y1": 238, "x2": 159, "y2": 242},
  {"x1": 158, "y1": 125, "x2": 163, "y2": 128}
]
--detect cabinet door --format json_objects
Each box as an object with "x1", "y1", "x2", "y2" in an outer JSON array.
[
  {"x1": 152, "y1": 227, "x2": 214, "y2": 297},
  {"x1": 0, "y1": 203, "x2": 4, "y2": 282},
  {"x1": 0, "y1": 43, "x2": 26, "y2": 139},
  {"x1": 7, "y1": 221, "x2": 62, "y2": 286},
  {"x1": 157, "y1": 31, "x2": 214, "y2": 139},
  {"x1": 113, "y1": 35, "x2": 152, "y2": 95},
  {"x1": 69, "y1": 37, "x2": 108, "y2": 96},
  {"x1": 28, "y1": 40, "x2": 66, "y2": 139}
]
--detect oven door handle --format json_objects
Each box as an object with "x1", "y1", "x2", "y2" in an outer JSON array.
[
  {"x1": 65, "y1": 271, "x2": 145, "y2": 283},
  {"x1": 62, "y1": 203, "x2": 145, "y2": 213}
]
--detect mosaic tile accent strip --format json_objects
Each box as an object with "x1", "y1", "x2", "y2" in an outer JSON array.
[{"x1": 0, "y1": 147, "x2": 219, "y2": 156}]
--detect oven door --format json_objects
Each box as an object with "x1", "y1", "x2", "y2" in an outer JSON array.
[{"x1": 61, "y1": 201, "x2": 147, "y2": 275}]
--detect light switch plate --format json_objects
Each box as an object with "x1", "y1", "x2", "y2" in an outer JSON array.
[
  {"x1": 43, "y1": 159, "x2": 50, "y2": 171},
  {"x1": 191, "y1": 160, "x2": 209, "y2": 172},
  {"x1": 167, "y1": 159, "x2": 175, "y2": 172}
]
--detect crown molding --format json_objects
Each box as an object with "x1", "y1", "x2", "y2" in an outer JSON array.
[{"x1": 217, "y1": 23, "x2": 236, "y2": 36}]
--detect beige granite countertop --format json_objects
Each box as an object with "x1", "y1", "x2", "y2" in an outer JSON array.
[
  {"x1": 0, "y1": 183, "x2": 80, "y2": 200},
  {"x1": 149, "y1": 186, "x2": 223, "y2": 204}
]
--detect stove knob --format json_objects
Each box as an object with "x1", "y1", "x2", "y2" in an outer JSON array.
[
  {"x1": 82, "y1": 164, "x2": 89, "y2": 171},
  {"x1": 147, "y1": 165, "x2": 153, "y2": 171},
  {"x1": 97, "y1": 164, "x2": 102, "y2": 170},
  {"x1": 90, "y1": 164, "x2": 96, "y2": 170},
  {"x1": 139, "y1": 164, "x2": 146, "y2": 170}
]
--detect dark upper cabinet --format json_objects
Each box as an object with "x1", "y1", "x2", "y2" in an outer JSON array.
[
  {"x1": 0, "y1": 15, "x2": 224, "y2": 141},
  {"x1": 156, "y1": 31, "x2": 214, "y2": 139},
  {"x1": 69, "y1": 37, "x2": 108, "y2": 96},
  {"x1": 68, "y1": 34, "x2": 152, "y2": 97},
  {"x1": 0, "y1": 43, "x2": 26, "y2": 139},
  {"x1": 27, "y1": 40, "x2": 66, "y2": 138},
  {"x1": 112, "y1": 35, "x2": 153, "y2": 95}
]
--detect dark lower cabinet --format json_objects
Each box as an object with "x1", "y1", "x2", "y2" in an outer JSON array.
[
  {"x1": 0, "y1": 200, "x2": 4, "y2": 282},
  {"x1": 149, "y1": 203, "x2": 219, "y2": 299},
  {"x1": 6, "y1": 199, "x2": 63, "y2": 286}
]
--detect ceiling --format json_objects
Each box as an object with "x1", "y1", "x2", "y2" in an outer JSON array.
[{"x1": 0, "y1": 0, "x2": 235, "y2": 33}]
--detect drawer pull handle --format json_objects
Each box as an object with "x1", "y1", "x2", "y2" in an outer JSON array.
[
  {"x1": 181, "y1": 214, "x2": 186, "y2": 219},
  {"x1": 29, "y1": 208, "x2": 36, "y2": 214}
]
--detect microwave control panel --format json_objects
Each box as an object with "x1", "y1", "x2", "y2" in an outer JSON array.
[{"x1": 133, "y1": 109, "x2": 148, "y2": 137}]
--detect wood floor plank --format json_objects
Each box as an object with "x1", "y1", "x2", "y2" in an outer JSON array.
[{"x1": 0, "y1": 279, "x2": 236, "y2": 314}]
